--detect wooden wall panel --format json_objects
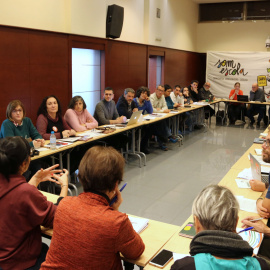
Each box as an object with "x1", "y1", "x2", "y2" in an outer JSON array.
[
  {"x1": 0, "y1": 24, "x2": 206, "y2": 127},
  {"x1": 106, "y1": 41, "x2": 147, "y2": 101}
]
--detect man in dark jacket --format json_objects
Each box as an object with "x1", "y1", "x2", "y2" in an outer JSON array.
[{"x1": 116, "y1": 88, "x2": 138, "y2": 118}]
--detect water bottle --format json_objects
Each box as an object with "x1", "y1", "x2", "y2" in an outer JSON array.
[
  {"x1": 180, "y1": 96, "x2": 184, "y2": 107},
  {"x1": 50, "y1": 131, "x2": 56, "y2": 150}
]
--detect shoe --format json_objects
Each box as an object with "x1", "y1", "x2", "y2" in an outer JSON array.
[
  {"x1": 141, "y1": 148, "x2": 150, "y2": 154},
  {"x1": 169, "y1": 136, "x2": 179, "y2": 143},
  {"x1": 159, "y1": 144, "x2": 168, "y2": 151}
]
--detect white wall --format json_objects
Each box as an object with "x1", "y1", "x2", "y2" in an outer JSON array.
[
  {"x1": 0, "y1": 0, "x2": 198, "y2": 52},
  {"x1": 197, "y1": 20, "x2": 270, "y2": 53}
]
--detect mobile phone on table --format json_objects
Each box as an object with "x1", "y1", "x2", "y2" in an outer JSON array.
[{"x1": 149, "y1": 249, "x2": 173, "y2": 268}]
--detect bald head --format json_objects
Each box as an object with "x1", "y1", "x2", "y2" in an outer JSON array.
[{"x1": 252, "y1": 83, "x2": 258, "y2": 92}]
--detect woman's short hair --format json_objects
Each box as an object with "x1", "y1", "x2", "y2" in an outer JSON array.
[
  {"x1": 192, "y1": 185, "x2": 239, "y2": 232},
  {"x1": 234, "y1": 82, "x2": 240, "y2": 87},
  {"x1": 6, "y1": 100, "x2": 26, "y2": 121},
  {"x1": 68, "y1": 96, "x2": 86, "y2": 110},
  {"x1": 78, "y1": 146, "x2": 125, "y2": 193},
  {"x1": 0, "y1": 137, "x2": 30, "y2": 181},
  {"x1": 37, "y1": 95, "x2": 62, "y2": 118},
  {"x1": 136, "y1": 86, "x2": 150, "y2": 98}
]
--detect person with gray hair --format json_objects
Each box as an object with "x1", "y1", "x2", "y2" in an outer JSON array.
[
  {"x1": 116, "y1": 88, "x2": 138, "y2": 119},
  {"x1": 171, "y1": 185, "x2": 269, "y2": 270}
]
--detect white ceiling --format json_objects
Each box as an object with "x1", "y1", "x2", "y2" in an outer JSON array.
[{"x1": 193, "y1": 0, "x2": 261, "y2": 3}]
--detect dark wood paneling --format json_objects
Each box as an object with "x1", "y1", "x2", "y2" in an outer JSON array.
[{"x1": 0, "y1": 25, "x2": 206, "y2": 126}]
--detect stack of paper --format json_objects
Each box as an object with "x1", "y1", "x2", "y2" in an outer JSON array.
[
  {"x1": 236, "y1": 228, "x2": 264, "y2": 255},
  {"x1": 235, "y1": 196, "x2": 257, "y2": 213},
  {"x1": 128, "y1": 216, "x2": 149, "y2": 234}
]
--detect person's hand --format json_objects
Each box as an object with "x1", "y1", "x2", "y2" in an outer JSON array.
[
  {"x1": 81, "y1": 123, "x2": 86, "y2": 127},
  {"x1": 86, "y1": 118, "x2": 93, "y2": 123},
  {"x1": 241, "y1": 216, "x2": 270, "y2": 235},
  {"x1": 257, "y1": 199, "x2": 270, "y2": 218},
  {"x1": 249, "y1": 180, "x2": 267, "y2": 192},
  {"x1": 190, "y1": 100, "x2": 194, "y2": 104},
  {"x1": 179, "y1": 92, "x2": 183, "y2": 96},
  {"x1": 29, "y1": 164, "x2": 62, "y2": 187},
  {"x1": 53, "y1": 169, "x2": 69, "y2": 188},
  {"x1": 145, "y1": 96, "x2": 150, "y2": 101},
  {"x1": 40, "y1": 139, "x2": 45, "y2": 147},
  {"x1": 184, "y1": 98, "x2": 187, "y2": 102},
  {"x1": 70, "y1": 129, "x2": 76, "y2": 136},
  {"x1": 111, "y1": 188, "x2": 123, "y2": 211},
  {"x1": 33, "y1": 140, "x2": 42, "y2": 148},
  {"x1": 133, "y1": 108, "x2": 138, "y2": 112},
  {"x1": 156, "y1": 108, "x2": 161, "y2": 111},
  {"x1": 213, "y1": 96, "x2": 216, "y2": 100},
  {"x1": 174, "y1": 103, "x2": 180, "y2": 108},
  {"x1": 163, "y1": 109, "x2": 170, "y2": 113},
  {"x1": 62, "y1": 130, "x2": 70, "y2": 138},
  {"x1": 193, "y1": 88, "x2": 198, "y2": 94}
]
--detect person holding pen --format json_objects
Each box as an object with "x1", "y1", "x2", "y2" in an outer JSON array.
[
  {"x1": 41, "y1": 146, "x2": 145, "y2": 270},
  {"x1": 172, "y1": 185, "x2": 268, "y2": 270},
  {"x1": 242, "y1": 128, "x2": 270, "y2": 259}
]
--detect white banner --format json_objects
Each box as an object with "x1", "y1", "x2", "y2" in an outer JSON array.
[{"x1": 206, "y1": 51, "x2": 270, "y2": 99}]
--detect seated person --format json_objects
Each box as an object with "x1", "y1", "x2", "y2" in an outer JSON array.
[
  {"x1": 199, "y1": 82, "x2": 215, "y2": 119},
  {"x1": 134, "y1": 86, "x2": 153, "y2": 154},
  {"x1": 133, "y1": 86, "x2": 153, "y2": 114},
  {"x1": 94, "y1": 87, "x2": 126, "y2": 125},
  {"x1": 40, "y1": 146, "x2": 145, "y2": 269},
  {"x1": 0, "y1": 136, "x2": 68, "y2": 269},
  {"x1": 116, "y1": 88, "x2": 138, "y2": 118},
  {"x1": 64, "y1": 95, "x2": 98, "y2": 132},
  {"x1": 164, "y1": 84, "x2": 180, "y2": 109},
  {"x1": 172, "y1": 185, "x2": 269, "y2": 270},
  {"x1": 36, "y1": 95, "x2": 76, "y2": 139},
  {"x1": 182, "y1": 87, "x2": 195, "y2": 132},
  {"x1": 150, "y1": 85, "x2": 178, "y2": 151},
  {"x1": 0, "y1": 100, "x2": 45, "y2": 148},
  {"x1": 228, "y1": 82, "x2": 245, "y2": 125},
  {"x1": 247, "y1": 83, "x2": 267, "y2": 127},
  {"x1": 170, "y1": 85, "x2": 183, "y2": 105},
  {"x1": 188, "y1": 80, "x2": 200, "y2": 102}
]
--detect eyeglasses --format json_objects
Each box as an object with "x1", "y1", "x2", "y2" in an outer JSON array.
[
  {"x1": 12, "y1": 109, "x2": 23, "y2": 114},
  {"x1": 262, "y1": 139, "x2": 270, "y2": 147}
]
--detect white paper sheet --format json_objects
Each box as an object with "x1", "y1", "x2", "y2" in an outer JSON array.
[
  {"x1": 235, "y1": 179, "x2": 251, "y2": 189},
  {"x1": 173, "y1": 253, "x2": 190, "y2": 262}
]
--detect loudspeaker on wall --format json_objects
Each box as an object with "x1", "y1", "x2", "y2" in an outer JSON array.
[{"x1": 106, "y1": 4, "x2": 124, "y2": 39}]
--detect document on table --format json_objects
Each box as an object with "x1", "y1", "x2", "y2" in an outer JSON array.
[
  {"x1": 236, "y1": 228, "x2": 264, "y2": 255},
  {"x1": 235, "y1": 179, "x2": 251, "y2": 189},
  {"x1": 235, "y1": 196, "x2": 258, "y2": 213},
  {"x1": 173, "y1": 253, "x2": 190, "y2": 262},
  {"x1": 260, "y1": 133, "x2": 267, "y2": 138},
  {"x1": 193, "y1": 102, "x2": 208, "y2": 106},
  {"x1": 237, "y1": 168, "x2": 253, "y2": 180},
  {"x1": 128, "y1": 216, "x2": 149, "y2": 234},
  {"x1": 255, "y1": 149, "x2": 262, "y2": 156}
]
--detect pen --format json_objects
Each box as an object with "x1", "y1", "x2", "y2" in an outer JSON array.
[
  {"x1": 249, "y1": 217, "x2": 264, "y2": 222},
  {"x1": 238, "y1": 227, "x2": 254, "y2": 234},
  {"x1": 109, "y1": 183, "x2": 127, "y2": 206}
]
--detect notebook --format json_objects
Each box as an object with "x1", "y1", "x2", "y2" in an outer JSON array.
[
  {"x1": 127, "y1": 110, "x2": 143, "y2": 126},
  {"x1": 128, "y1": 216, "x2": 149, "y2": 234},
  {"x1": 178, "y1": 222, "x2": 196, "y2": 239}
]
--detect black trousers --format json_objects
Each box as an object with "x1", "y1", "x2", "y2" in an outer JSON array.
[{"x1": 228, "y1": 104, "x2": 245, "y2": 122}]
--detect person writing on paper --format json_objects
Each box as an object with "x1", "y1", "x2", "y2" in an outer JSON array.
[
  {"x1": 116, "y1": 88, "x2": 138, "y2": 119},
  {"x1": 94, "y1": 87, "x2": 126, "y2": 125},
  {"x1": 171, "y1": 185, "x2": 268, "y2": 270},
  {"x1": 0, "y1": 100, "x2": 45, "y2": 148},
  {"x1": 41, "y1": 146, "x2": 145, "y2": 270},
  {"x1": 64, "y1": 96, "x2": 98, "y2": 132},
  {"x1": 36, "y1": 95, "x2": 76, "y2": 140},
  {"x1": 0, "y1": 136, "x2": 68, "y2": 270}
]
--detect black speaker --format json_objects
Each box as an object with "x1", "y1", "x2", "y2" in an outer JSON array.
[{"x1": 106, "y1": 5, "x2": 124, "y2": 39}]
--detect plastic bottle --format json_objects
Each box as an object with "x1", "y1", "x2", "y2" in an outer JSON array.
[
  {"x1": 180, "y1": 96, "x2": 184, "y2": 107},
  {"x1": 50, "y1": 131, "x2": 56, "y2": 150}
]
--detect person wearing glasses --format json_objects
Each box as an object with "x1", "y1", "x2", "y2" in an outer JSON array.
[
  {"x1": 150, "y1": 85, "x2": 179, "y2": 151},
  {"x1": 0, "y1": 100, "x2": 45, "y2": 148},
  {"x1": 94, "y1": 87, "x2": 126, "y2": 125},
  {"x1": 199, "y1": 82, "x2": 215, "y2": 120},
  {"x1": 246, "y1": 83, "x2": 267, "y2": 128}
]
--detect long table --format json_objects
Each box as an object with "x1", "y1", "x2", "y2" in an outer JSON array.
[{"x1": 144, "y1": 129, "x2": 269, "y2": 270}]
